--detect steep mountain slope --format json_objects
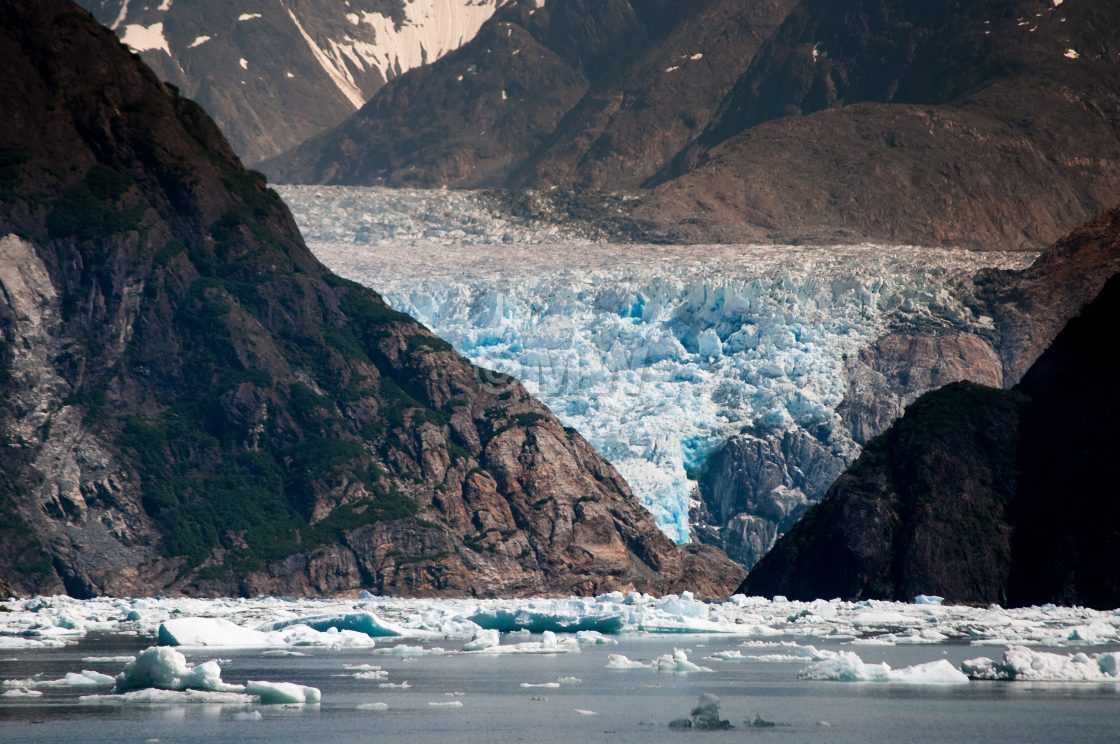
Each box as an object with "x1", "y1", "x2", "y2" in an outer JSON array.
[
  {"x1": 691, "y1": 200, "x2": 1120, "y2": 570},
  {"x1": 263, "y1": 0, "x2": 797, "y2": 188},
  {"x1": 740, "y1": 210, "x2": 1120, "y2": 608},
  {"x1": 76, "y1": 0, "x2": 503, "y2": 164},
  {"x1": 640, "y1": 0, "x2": 1120, "y2": 250},
  {"x1": 270, "y1": 0, "x2": 1120, "y2": 252},
  {"x1": 0, "y1": 0, "x2": 740, "y2": 599}
]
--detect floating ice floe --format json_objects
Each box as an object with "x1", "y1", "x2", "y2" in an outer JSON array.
[
  {"x1": 259, "y1": 611, "x2": 407, "y2": 638},
  {"x1": 3, "y1": 594, "x2": 1119, "y2": 651},
  {"x1": 606, "y1": 654, "x2": 652, "y2": 670},
  {"x1": 1, "y1": 688, "x2": 43, "y2": 697},
  {"x1": 462, "y1": 628, "x2": 499, "y2": 651},
  {"x1": 655, "y1": 649, "x2": 713, "y2": 674},
  {"x1": 371, "y1": 644, "x2": 448, "y2": 657},
  {"x1": 115, "y1": 647, "x2": 241, "y2": 693},
  {"x1": 23, "y1": 670, "x2": 116, "y2": 688},
  {"x1": 353, "y1": 670, "x2": 389, "y2": 680},
  {"x1": 962, "y1": 647, "x2": 1120, "y2": 682},
  {"x1": 159, "y1": 616, "x2": 378, "y2": 648},
  {"x1": 798, "y1": 650, "x2": 969, "y2": 684},
  {"x1": 245, "y1": 681, "x2": 321, "y2": 705},
  {"x1": 357, "y1": 702, "x2": 389, "y2": 711},
  {"x1": 467, "y1": 630, "x2": 580, "y2": 655},
  {"x1": 80, "y1": 689, "x2": 254, "y2": 705},
  {"x1": 76, "y1": 646, "x2": 322, "y2": 706}
]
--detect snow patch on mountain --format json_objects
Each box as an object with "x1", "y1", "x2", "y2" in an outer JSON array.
[
  {"x1": 95, "y1": 0, "x2": 502, "y2": 109},
  {"x1": 120, "y1": 22, "x2": 168, "y2": 54},
  {"x1": 281, "y1": 186, "x2": 1033, "y2": 543}
]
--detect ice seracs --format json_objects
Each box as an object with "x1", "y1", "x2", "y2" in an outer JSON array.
[{"x1": 283, "y1": 185, "x2": 1034, "y2": 545}]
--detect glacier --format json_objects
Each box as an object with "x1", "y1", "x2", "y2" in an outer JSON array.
[{"x1": 278, "y1": 185, "x2": 1033, "y2": 544}]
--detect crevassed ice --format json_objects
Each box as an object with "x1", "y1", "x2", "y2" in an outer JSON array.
[{"x1": 279, "y1": 186, "x2": 1034, "y2": 543}]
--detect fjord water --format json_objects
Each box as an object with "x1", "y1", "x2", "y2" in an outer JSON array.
[{"x1": 2, "y1": 635, "x2": 1118, "y2": 744}]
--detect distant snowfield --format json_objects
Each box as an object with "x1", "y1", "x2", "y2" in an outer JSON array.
[{"x1": 281, "y1": 186, "x2": 1035, "y2": 543}]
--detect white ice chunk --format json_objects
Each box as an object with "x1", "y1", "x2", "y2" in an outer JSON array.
[
  {"x1": 158, "y1": 618, "x2": 272, "y2": 648},
  {"x1": 80, "y1": 689, "x2": 254, "y2": 705},
  {"x1": 115, "y1": 647, "x2": 241, "y2": 693},
  {"x1": 462, "y1": 628, "x2": 499, "y2": 651},
  {"x1": 245, "y1": 680, "x2": 321, "y2": 705},
  {"x1": 357, "y1": 702, "x2": 389, "y2": 711},
  {"x1": 655, "y1": 648, "x2": 713, "y2": 673},
  {"x1": 606, "y1": 654, "x2": 652, "y2": 669},
  {"x1": 259, "y1": 611, "x2": 407, "y2": 638},
  {"x1": 799, "y1": 650, "x2": 968, "y2": 684},
  {"x1": 2, "y1": 688, "x2": 43, "y2": 697},
  {"x1": 962, "y1": 646, "x2": 1120, "y2": 682}
]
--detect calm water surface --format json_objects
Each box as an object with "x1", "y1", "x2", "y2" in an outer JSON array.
[{"x1": 1, "y1": 635, "x2": 1117, "y2": 743}]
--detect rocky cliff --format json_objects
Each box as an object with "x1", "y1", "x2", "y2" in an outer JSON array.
[
  {"x1": 0, "y1": 0, "x2": 741, "y2": 599},
  {"x1": 739, "y1": 209, "x2": 1120, "y2": 608},
  {"x1": 76, "y1": 0, "x2": 503, "y2": 164}
]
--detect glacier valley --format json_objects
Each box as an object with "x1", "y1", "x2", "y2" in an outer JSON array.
[{"x1": 280, "y1": 186, "x2": 1034, "y2": 550}]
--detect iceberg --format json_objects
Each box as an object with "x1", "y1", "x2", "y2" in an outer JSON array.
[
  {"x1": 606, "y1": 654, "x2": 652, "y2": 670},
  {"x1": 962, "y1": 646, "x2": 1120, "y2": 682},
  {"x1": 468, "y1": 630, "x2": 580, "y2": 655},
  {"x1": 461, "y1": 628, "x2": 500, "y2": 651},
  {"x1": 258, "y1": 611, "x2": 407, "y2": 638},
  {"x1": 158, "y1": 618, "x2": 273, "y2": 647},
  {"x1": 654, "y1": 649, "x2": 713, "y2": 674},
  {"x1": 798, "y1": 650, "x2": 968, "y2": 684},
  {"x1": 114, "y1": 647, "x2": 242, "y2": 693},
  {"x1": 468, "y1": 607, "x2": 624, "y2": 634},
  {"x1": 245, "y1": 680, "x2": 321, "y2": 705}
]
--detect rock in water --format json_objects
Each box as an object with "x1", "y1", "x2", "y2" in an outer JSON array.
[{"x1": 0, "y1": 0, "x2": 741, "y2": 599}]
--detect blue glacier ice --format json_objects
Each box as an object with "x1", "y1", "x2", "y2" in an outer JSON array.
[{"x1": 279, "y1": 186, "x2": 1033, "y2": 543}]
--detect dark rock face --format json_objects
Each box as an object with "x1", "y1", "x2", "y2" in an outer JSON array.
[
  {"x1": 0, "y1": 0, "x2": 742, "y2": 599},
  {"x1": 643, "y1": 0, "x2": 1120, "y2": 250},
  {"x1": 742, "y1": 381, "x2": 1023, "y2": 604},
  {"x1": 75, "y1": 0, "x2": 500, "y2": 164},
  {"x1": 263, "y1": 0, "x2": 797, "y2": 188},
  {"x1": 740, "y1": 209, "x2": 1120, "y2": 608},
  {"x1": 692, "y1": 427, "x2": 846, "y2": 568},
  {"x1": 838, "y1": 332, "x2": 1004, "y2": 446}
]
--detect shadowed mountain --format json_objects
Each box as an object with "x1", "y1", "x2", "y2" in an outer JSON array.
[
  {"x1": 740, "y1": 206, "x2": 1120, "y2": 608},
  {"x1": 0, "y1": 0, "x2": 741, "y2": 599}
]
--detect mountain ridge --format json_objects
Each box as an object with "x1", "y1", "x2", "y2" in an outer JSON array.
[
  {"x1": 76, "y1": 0, "x2": 505, "y2": 164},
  {"x1": 0, "y1": 0, "x2": 741, "y2": 599}
]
